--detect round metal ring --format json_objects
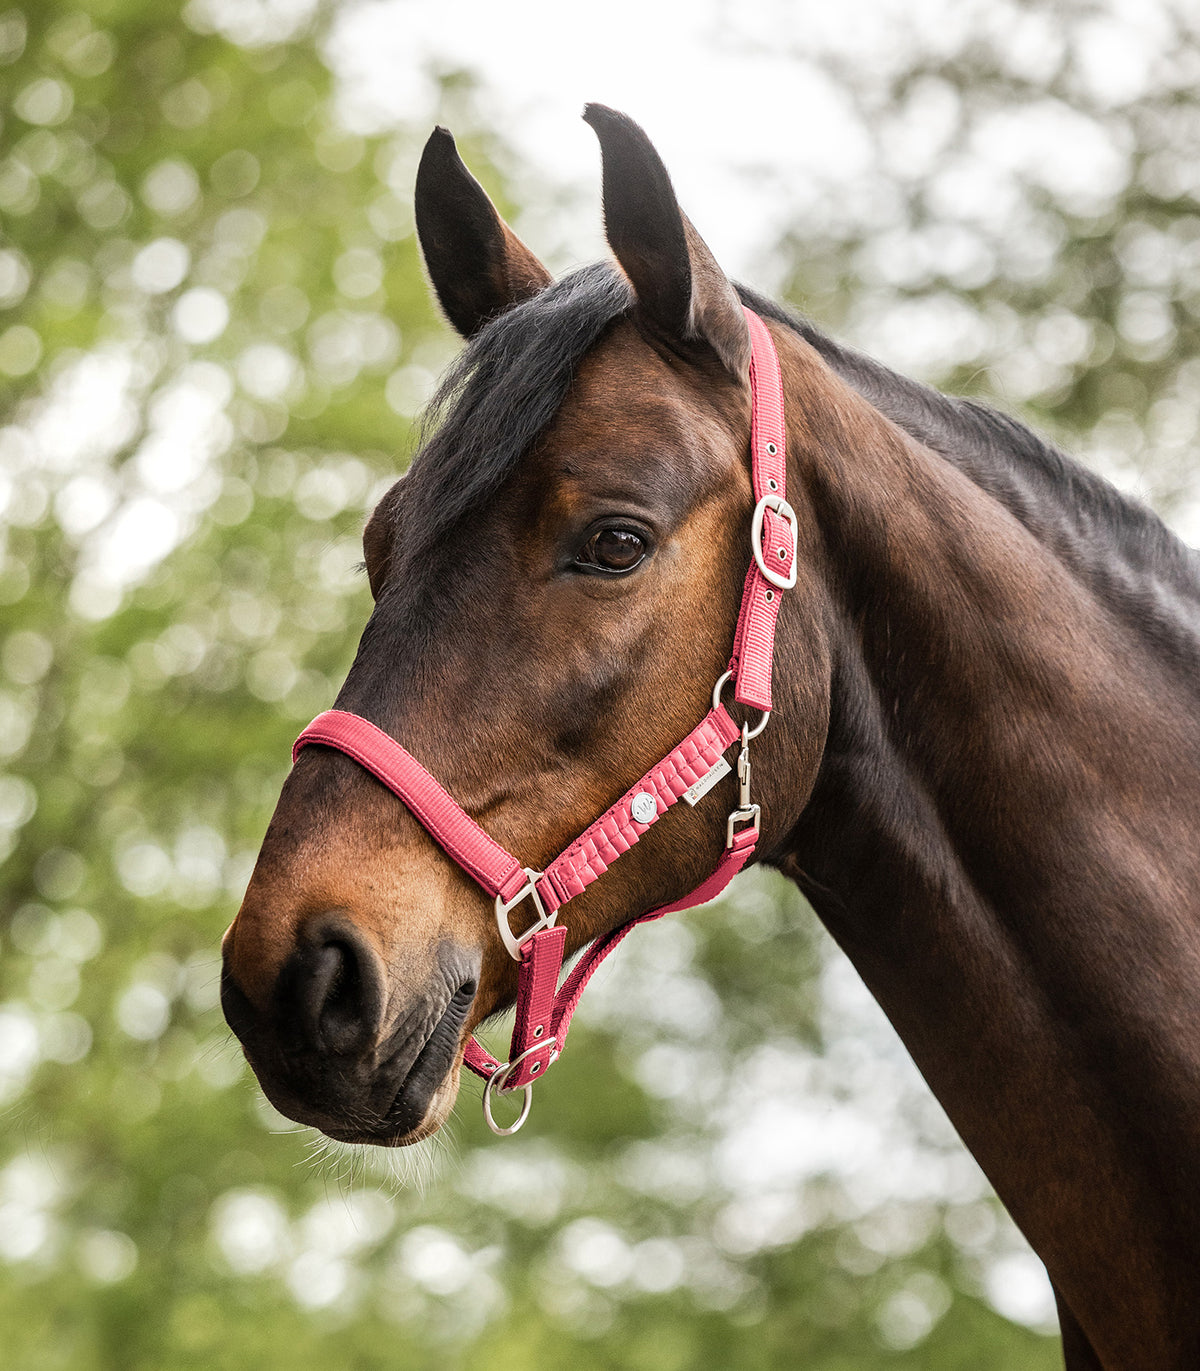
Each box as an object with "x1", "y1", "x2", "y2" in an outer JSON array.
[
  {"x1": 711, "y1": 669, "x2": 734, "y2": 710},
  {"x1": 482, "y1": 1069, "x2": 533, "y2": 1136},
  {"x1": 712, "y1": 671, "x2": 771, "y2": 739},
  {"x1": 480, "y1": 1040, "x2": 556, "y2": 1135},
  {"x1": 745, "y1": 711, "x2": 770, "y2": 740}
]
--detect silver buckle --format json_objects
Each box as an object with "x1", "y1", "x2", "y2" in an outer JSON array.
[
  {"x1": 750, "y1": 494, "x2": 798, "y2": 591},
  {"x1": 726, "y1": 731, "x2": 761, "y2": 847},
  {"x1": 726, "y1": 804, "x2": 761, "y2": 848},
  {"x1": 725, "y1": 720, "x2": 763, "y2": 849},
  {"x1": 494, "y1": 867, "x2": 555, "y2": 960}
]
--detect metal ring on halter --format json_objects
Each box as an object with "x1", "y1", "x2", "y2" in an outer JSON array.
[
  {"x1": 481, "y1": 1040, "x2": 555, "y2": 1135},
  {"x1": 711, "y1": 670, "x2": 771, "y2": 740},
  {"x1": 482, "y1": 1076, "x2": 532, "y2": 1136}
]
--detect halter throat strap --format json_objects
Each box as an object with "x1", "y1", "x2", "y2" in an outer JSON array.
[{"x1": 292, "y1": 308, "x2": 794, "y2": 1135}]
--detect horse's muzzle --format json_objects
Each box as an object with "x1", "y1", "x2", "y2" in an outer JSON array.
[{"x1": 220, "y1": 915, "x2": 479, "y2": 1144}]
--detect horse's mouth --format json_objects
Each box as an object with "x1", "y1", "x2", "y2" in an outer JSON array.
[
  {"x1": 323, "y1": 980, "x2": 477, "y2": 1147},
  {"x1": 321, "y1": 1073, "x2": 459, "y2": 1148},
  {"x1": 222, "y1": 960, "x2": 479, "y2": 1148}
]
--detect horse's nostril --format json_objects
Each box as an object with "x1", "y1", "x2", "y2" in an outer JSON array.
[
  {"x1": 290, "y1": 919, "x2": 385, "y2": 1056},
  {"x1": 315, "y1": 941, "x2": 363, "y2": 1053}
]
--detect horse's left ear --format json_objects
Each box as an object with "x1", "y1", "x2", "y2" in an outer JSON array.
[
  {"x1": 415, "y1": 126, "x2": 553, "y2": 338},
  {"x1": 583, "y1": 104, "x2": 751, "y2": 381}
]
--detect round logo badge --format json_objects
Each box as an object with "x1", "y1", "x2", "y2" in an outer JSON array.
[{"x1": 630, "y1": 792, "x2": 656, "y2": 824}]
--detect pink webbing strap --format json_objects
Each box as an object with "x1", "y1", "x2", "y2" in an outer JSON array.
[
  {"x1": 538, "y1": 706, "x2": 739, "y2": 911},
  {"x1": 729, "y1": 307, "x2": 794, "y2": 712},
  {"x1": 293, "y1": 711, "x2": 527, "y2": 904},
  {"x1": 475, "y1": 922, "x2": 568, "y2": 1086},
  {"x1": 294, "y1": 706, "x2": 749, "y2": 1090},
  {"x1": 461, "y1": 828, "x2": 758, "y2": 1086},
  {"x1": 461, "y1": 703, "x2": 740, "y2": 1088},
  {"x1": 546, "y1": 826, "x2": 757, "y2": 1056}
]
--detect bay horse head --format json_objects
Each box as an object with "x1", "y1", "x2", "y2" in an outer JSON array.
[
  {"x1": 219, "y1": 103, "x2": 1200, "y2": 1369},
  {"x1": 221, "y1": 107, "x2": 831, "y2": 1145}
]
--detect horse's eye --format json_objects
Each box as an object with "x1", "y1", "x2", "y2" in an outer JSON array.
[{"x1": 575, "y1": 527, "x2": 647, "y2": 574}]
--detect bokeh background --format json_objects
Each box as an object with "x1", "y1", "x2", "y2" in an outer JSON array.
[{"x1": 3, "y1": 0, "x2": 1199, "y2": 1366}]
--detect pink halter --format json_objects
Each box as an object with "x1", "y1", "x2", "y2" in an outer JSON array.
[{"x1": 293, "y1": 308, "x2": 796, "y2": 1134}]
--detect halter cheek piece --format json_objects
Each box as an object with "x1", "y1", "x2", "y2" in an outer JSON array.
[{"x1": 293, "y1": 309, "x2": 796, "y2": 1136}]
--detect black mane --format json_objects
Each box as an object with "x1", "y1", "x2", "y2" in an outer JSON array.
[
  {"x1": 402, "y1": 262, "x2": 1200, "y2": 642},
  {"x1": 399, "y1": 264, "x2": 632, "y2": 560},
  {"x1": 740, "y1": 286, "x2": 1200, "y2": 638}
]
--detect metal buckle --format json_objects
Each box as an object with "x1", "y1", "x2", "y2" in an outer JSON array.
[
  {"x1": 750, "y1": 494, "x2": 799, "y2": 591},
  {"x1": 726, "y1": 732, "x2": 761, "y2": 847},
  {"x1": 711, "y1": 670, "x2": 770, "y2": 740},
  {"x1": 481, "y1": 1041, "x2": 558, "y2": 1136},
  {"x1": 726, "y1": 804, "x2": 761, "y2": 848},
  {"x1": 494, "y1": 868, "x2": 555, "y2": 961}
]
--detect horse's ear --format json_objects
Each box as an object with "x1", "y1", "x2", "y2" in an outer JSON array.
[
  {"x1": 415, "y1": 127, "x2": 552, "y2": 338},
  {"x1": 583, "y1": 104, "x2": 751, "y2": 381}
]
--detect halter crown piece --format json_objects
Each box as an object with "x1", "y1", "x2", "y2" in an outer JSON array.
[{"x1": 293, "y1": 308, "x2": 796, "y2": 1135}]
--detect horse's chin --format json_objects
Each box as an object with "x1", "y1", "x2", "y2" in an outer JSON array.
[
  {"x1": 320, "y1": 1064, "x2": 460, "y2": 1148},
  {"x1": 385, "y1": 1072, "x2": 459, "y2": 1147}
]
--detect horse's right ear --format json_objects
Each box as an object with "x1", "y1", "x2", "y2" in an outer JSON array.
[
  {"x1": 583, "y1": 104, "x2": 750, "y2": 381},
  {"x1": 415, "y1": 127, "x2": 552, "y2": 338}
]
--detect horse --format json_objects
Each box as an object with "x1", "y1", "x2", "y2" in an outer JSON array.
[{"x1": 221, "y1": 106, "x2": 1200, "y2": 1369}]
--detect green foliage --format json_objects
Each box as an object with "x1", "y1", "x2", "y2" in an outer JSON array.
[
  {"x1": 778, "y1": 1, "x2": 1200, "y2": 529},
  {"x1": 5, "y1": 2, "x2": 1194, "y2": 1368}
]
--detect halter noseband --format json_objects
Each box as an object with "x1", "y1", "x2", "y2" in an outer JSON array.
[{"x1": 293, "y1": 308, "x2": 796, "y2": 1135}]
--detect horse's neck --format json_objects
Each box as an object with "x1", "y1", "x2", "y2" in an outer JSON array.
[{"x1": 769, "y1": 337, "x2": 1200, "y2": 1365}]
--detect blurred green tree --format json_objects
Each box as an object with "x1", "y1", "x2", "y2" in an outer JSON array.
[{"x1": 1, "y1": 1, "x2": 1194, "y2": 1368}]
